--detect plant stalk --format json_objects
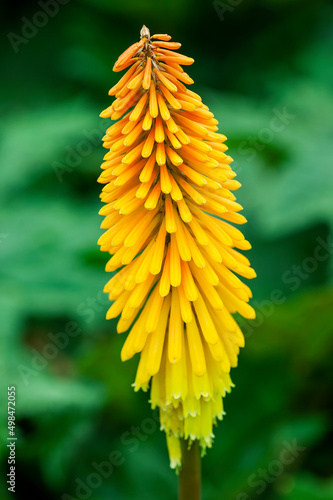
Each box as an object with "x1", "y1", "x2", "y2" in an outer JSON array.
[{"x1": 178, "y1": 439, "x2": 201, "y2": 500}]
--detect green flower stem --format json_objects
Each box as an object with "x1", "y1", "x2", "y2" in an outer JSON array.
[{"x1": 179, "y1": 439, "x2": 201, "y2": 500}]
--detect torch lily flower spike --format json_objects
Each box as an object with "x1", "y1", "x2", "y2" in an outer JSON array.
[{"x1": 98, "y1": 25, "x2": 256, "y2": 470}]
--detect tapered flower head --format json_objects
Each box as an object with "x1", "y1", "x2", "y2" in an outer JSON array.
[{"x1": 98, "y1": 26, "x2": 256, "y2": 469}]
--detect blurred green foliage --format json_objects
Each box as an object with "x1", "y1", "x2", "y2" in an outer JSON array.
[{"x1": 1, "y1": 0, "x2": 333, "y2": 499}]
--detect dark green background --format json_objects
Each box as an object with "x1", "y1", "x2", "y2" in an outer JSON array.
[{"x1": 1, "y1": 0, "x2": 333, "y2": 499}]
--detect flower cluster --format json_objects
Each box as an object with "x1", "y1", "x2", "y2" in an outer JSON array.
[{"x1": 98, "y1": 26, "x2": 256, "y2": 468}]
